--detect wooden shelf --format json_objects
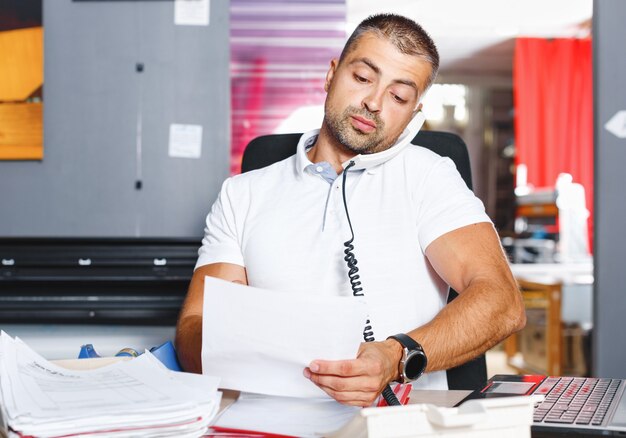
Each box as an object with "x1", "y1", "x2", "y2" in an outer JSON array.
[
  {"x1": 516, "y1": 203, "x2": 559, "y2": 218},
  {"x1": 0, "y1": 27, "x2": 43, "y2": 101},
  {"x1": 0, "y1": 26, "x2": 44, "y2": 160},
  {"x1": 0, "y1": 102, "x2": 43, "y2": 160}
]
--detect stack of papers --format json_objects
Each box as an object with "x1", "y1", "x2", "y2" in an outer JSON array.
[
  {"x1": 0, "y1": 332, "x2": 221, "y2": 437},
  {"x1": 212, "y1": 392, "x2": 360, "y2": 437}
]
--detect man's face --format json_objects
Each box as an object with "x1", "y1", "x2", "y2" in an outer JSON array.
[{"x1": 323, "y1": 32, "x2": 432, "y2": 155}]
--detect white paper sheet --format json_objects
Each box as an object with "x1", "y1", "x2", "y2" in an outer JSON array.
[
  {"x1": 214, "y1": 392, "x2": 359, "y2": 437},
  {"x1": 201, "y1": 276, "x2": 368, "y2": 398},
  {"x1": 168, "y1": 123, "x2": 203, "y2": 158},
  {"x1": 174, "y1": 0, "x2": 210, "y2": 26}
]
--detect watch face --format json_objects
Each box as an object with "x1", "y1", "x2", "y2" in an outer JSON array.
[{"x1": 405, "y1": 351, "x2": 427, "y2": 380}]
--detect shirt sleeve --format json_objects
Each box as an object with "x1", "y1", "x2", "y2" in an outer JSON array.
[
  {"x1": 195, "y1": 178, "x2": 245, "y2": 270},
  {"x1": 416, "y1": 157, "x2": 492, "y2": 251}
]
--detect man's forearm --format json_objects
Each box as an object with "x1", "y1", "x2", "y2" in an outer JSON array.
[
  {"x1": 174, "y1": 263, "x2": 248, "y2": 375},
  {"x1": 407, "y1": 278, "x2": 525, "y2": 373},
  {"x1": 175, "y1": 314, "x2": 203, "y2": 374}
]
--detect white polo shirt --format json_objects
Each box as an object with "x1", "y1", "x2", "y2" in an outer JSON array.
[{"x1": 197, "y1": 130, "x2": 491, "y2": 390}]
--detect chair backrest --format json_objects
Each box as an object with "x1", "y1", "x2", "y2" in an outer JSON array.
[
  {"x1": 241, "y1": 130, "x2": 487, "y2": 391},
  {"x1": 242, "y1": 130, "x2": 473, "y2": 189}
]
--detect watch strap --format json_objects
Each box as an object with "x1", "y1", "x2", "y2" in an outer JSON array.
[
  {"x1": 388, "y1": 333, "x2": 421, "y2": 352},
  {"x1": 387, "y1": 333, "x2": 426, "y2": 383}
]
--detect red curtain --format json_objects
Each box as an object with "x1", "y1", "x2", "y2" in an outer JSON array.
[{"x1": 514, "y1": 38, "x2": 593, "y2": 250}]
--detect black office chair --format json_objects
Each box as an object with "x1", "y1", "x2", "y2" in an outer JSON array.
[{"x1": 241, "y1": 130, "x2": 487, "y2": 391}]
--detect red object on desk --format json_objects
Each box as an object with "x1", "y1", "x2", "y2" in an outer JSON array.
[
  {"x1": 207, "y1": 426, "x2": 296, "y2": 437},
  {"x1": 376, "y1": 383, "x2": 412, "y2": 407}
]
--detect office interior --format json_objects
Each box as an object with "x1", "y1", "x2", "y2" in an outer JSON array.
[{"x1": 0, "y1": 0, "x2": 624, "y2": 384}]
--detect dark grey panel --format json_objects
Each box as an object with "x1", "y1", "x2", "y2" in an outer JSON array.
[
  {"x1": 593, "y1": 0, "x2": 626, "y2": 379},
  {"x1": 0, "y1": 0, "x2": 230, "y2": 238}
]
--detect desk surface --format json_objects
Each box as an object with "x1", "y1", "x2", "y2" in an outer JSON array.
[
  {"x1": 54, "y1": 358, "x2": 472, "y2": 434},
  {"x1": 405, "y1": 389, "x2": 470, "y2": 406},
  {"x1": 218, "y1": 388, "x2": 470, "y2": 413},
  {"x1": 55, "y1": 359, "x2": 470, "y2": 414},
  {"x1": 56, "y1": 359, "x2": 471, "y2": 410}
]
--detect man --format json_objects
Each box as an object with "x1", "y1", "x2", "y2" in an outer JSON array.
[{"x1": 176, "y1": 13, "x2": 525, "y2": 408}]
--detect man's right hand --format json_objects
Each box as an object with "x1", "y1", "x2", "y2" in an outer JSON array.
[{"x1": 304, "y1": 339, "x2": 402, "y2": 407}]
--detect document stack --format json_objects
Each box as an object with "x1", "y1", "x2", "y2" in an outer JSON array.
[{"x1": 0, "y1": 332, "x2": 221, "y2": 438}]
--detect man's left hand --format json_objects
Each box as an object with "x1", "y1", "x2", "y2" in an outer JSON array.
[{"x1": 303, "y1": 340, "x2": 402, "y2": 407}]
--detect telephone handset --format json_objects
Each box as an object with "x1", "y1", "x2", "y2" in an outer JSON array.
[
  {"x1": 341, "y1": 110, "x2": 426, "y2": 171},
  {"x1": 340, "y1": 112, "x2": 426, "y2": 407}
]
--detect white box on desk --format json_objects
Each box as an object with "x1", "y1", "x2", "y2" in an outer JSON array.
[{"x1": 331, "y1": 395, "x2": 538, "y2": 438}]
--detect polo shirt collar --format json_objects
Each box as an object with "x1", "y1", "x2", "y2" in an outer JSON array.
[
  {"x1": 295, "y1": 129, "x2": 321, "y2": 178},
  {"x1": 294, "y1": 129, "x2": 385, "y2": 177}
]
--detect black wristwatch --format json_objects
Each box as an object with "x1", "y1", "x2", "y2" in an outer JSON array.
[{"x1": 387, "y1": 333, "x2": 427, "y2": 384}]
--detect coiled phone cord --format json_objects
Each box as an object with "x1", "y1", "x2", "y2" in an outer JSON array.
[{"x1": 341, "y1": 161, "x2": 401, "y2": 407}]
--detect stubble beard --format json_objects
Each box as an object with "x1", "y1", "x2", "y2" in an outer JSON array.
[{"x1": 324, "y1": 105, "x2": 394, "y2": 155}]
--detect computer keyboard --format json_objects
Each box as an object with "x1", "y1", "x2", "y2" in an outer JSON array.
[{"x1": 533, "y1": 377, "x2": 622, "y2": 426}]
